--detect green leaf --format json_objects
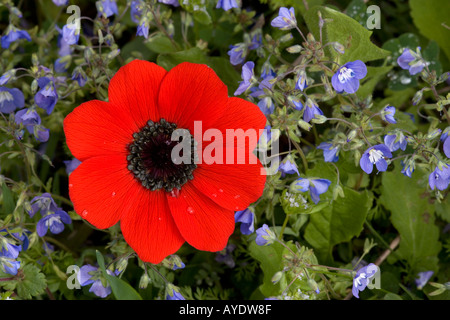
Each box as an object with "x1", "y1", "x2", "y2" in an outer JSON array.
[
  {"x1": 379, "y1": 166, "x2": 441, "y2": 271},
  {"x1": 0, "y1": 264, "x2": 47, "y2": 299},
  {"x1": 145, "y1": 34, "x2": 179, "y2": 54},
  {"x1": 95, "y1": 250, "x2": 142, "y2": 300},
  {"x1": 304, "y1": 186, "x2": 372, "y2": 263},
  {"x1": 157, "y1": 47, "x2": 208, "y2": 71},
  {"x1": 356, "y1": 66, "x2": 393, "y2": 98},
  {"x1": 409, "y1": 0, "x2": 450, "y2": 61},
  {"x1": 304, "y1": 6, "x2": 390, "y2": 64},
  {"x1": 1, "y1": 182, "x2": 15, "y2": 216}
]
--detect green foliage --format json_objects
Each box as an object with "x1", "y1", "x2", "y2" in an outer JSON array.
[{"x1": 0, "y1": 264, "x2": 47, "y2": 299}]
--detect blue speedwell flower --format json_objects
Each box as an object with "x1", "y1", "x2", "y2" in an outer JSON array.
[
  {"x1": 401, "y1": 160, "x2": 415, "y2": 178},
  {"x1": 71, "y1": 67, "x2": 87, "y2": 87},
  {"x1": 359, "y1": 144, "x2": 392, "y2": 174},
  {"x1": 278, "y1": 155, "x2": 300, "y2": 176},
  {"x1": 428, "y1": 164, "x2": 450, "y2": 191},
  {"x1": 0, "y1": 256, "x2": 21, "y2": 275},
  {"x1": 255, "y1": 224, "x2": 275, "y2": 246},
  {"x1": 130, "y1": 0, "x2": 145, "y2": 23},
  {"x1": 158, "y1": 0, "x2": 180, "y2": 6},
  {"x1": 97, "y1": 0, "x2": 119, "y2": 17},
  {"x1": 415, "y1": 271, "x2": 434, "y2": 290},
  {"x1": 228, "y1": 43, "x2": 247, "y2": 66},
  {"x1": 1, "y1": 26, "x2": 31, "y2": 49},
  {"x1": 136, "y1": 20, "x2": 150, "y2": 39},
  {"x1": 166, "y1": 284, "x2": 185, "y2": 300},
  {"x1": 216, "y1": 0, "x2": 238, "y2": 11},
  {"x1": 295, "y1": 69, "x2": 307, "y2": 91},
  {"x1": 15, "y1": 108, "x2": 49, "y2": 143},
  {"x1": 0, "y1": 69, "x2": 16, "y2": 85},
  {"x1": 234, "y1": 208, "x2": 255, "y2": 235},
  {"x1": 62, "y1": 24, "x2": 79, "y2": 45},
  {"x1": 382, "y1": 106, "x2": 397, "y2": 124},
  {"x1": 0, "y1": 87, "x2": 24, "y2": 113},
  {"x1": 443, "y1": 136, "x2": 450, "y2": 159},
  {"x1": 52, "y1": 0, "x2": 68, "y2": 5},
  {"x1": 234, "y1": 61, "x2": 255, "y2": 95},
  {"x1": 36, "y1": 210, "x2": 72, "y2": 237},
  {"x1": 294, "y1": 178, "x2": 331, "y2": 204},
  {"x1": 271, "y1": 7, "x2": 297, "y2": 30},
  {"x1": 331, "y1": 60, "x2": 367, "y2": 94},
  {"x1": 0, "y1": 237, "x2": 21, "y2": 259},
  {"x1": 397, "y1": 48, "x2": 425, "y2": 75},
  {"x1": 303, "y1": 98, "x2": 323, "y2": 123},
  {"x1": 352, "y1": 263, "x2": 379, "y2": 298},
  {"x1": 77, "y1": 264, "x2": 114, "y2": 298},
  {"x1": 317, "y1": 142, "x2": 339, "y2": 162},
  {"x1": 35, "y1": 77, "x2": 58, "y2": 115},
  {"x1": 384, "y1": 132, "x2": 407, "y2": 152}
]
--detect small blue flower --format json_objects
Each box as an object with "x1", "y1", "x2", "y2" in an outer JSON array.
[
  {"x1": 234, "y1": 209, "x2": 255, "y2": 235},
  {"x1": 35, "y1": 77, "x2": 58, "y2": 115},
  {"x1": 384, "y1": 132, "x2": 407, "y2": 152},
  {"x1": 278, "y1": 156, "x2": 299, "y2": 176},
  {"x1": 303, "y1": 98, "x2": 323, "y2": 123},
  {"x1": 397, "y1": 48, "x2": 425, "y2": 75},
  {"x1": 158, "y1": 0, "x2": 180, "y2": 6},
  {"x1": 136, "y1": 21, "x2": 150, "y2": 39},
  {"x1": 36, "y1": 210, "x2": 72, "y2": 237},
  {"x1": 294, "y1": 178, "x2": 331, "y2": 204},
  {"x1": 62, "y1": 24, "x2": 79, "y2": 45},
  {"x1": 71, "y1": 67, "x2": 87, "y2": 87},
  {"x1": 257, "y1": 97, "x2": 274, "y2": 115},
  {"x1": 64, "y1": 158, "x2": 82, "y2": 175},
  {"x1": 401, "y1": 160, "x2": 414, "y2": 178},
  {"x1": 291, "y1": 99, "x2": 303, "y2": 111},
  {"x1": 415, "y1": 271, "x2": 434, "y2": 290},
  {"x1": 0, "y1": 238, "x2": 21, "y2": 259},
  {"x1": 255, "y1": 224, "x2": 275, "y2": 246},
  {"x1": 0, "y1": 69, "x2": 16, "y2": 85},
  {"x1": 0, "y1": 256, "x2": 21, "y2": 275},
  {"x1": 359, "y1": 144, "x2": 393, "y2": 174},
  {"x1": 52, "y1": 0, "x2": 68, "y2": 5},
  {"x1": 54, "y1": 57, "x2": 70, "y2": 73},
  {"x1": 27, "y1": 193, "x2": 59, "y2": 218},
  {"x1": 317, "y1": 142, "x2": 339, "y2": 162},
  {"x1": 172, "y1": 261, "x2": 185, "y2": 270},
  {"x1": 215, "y1": 244, "x2": 236, "y2": 268},
  {"x1": 78, "y1": 264, "x2": 113, "y2": 298},
  {"x1": 1, "y1": 26, "x2": 31, "y2": 49},
  {"x1": 130, "y1": 0, "x2": 145, "y2": 23},
  {"x1": 382, "y1": 106, "x2": 397, "y2": 124},
  {"x1": 271, "y1": 7, "x2": 297, "y2": 30},
  {"x1": 331, "y1": 60, "x2": 367, "y2": 94},
  {"x1": 228, "y1": 43, "x2": 247, "y2": 66},
  {"x1": 0, "y1": 87, "x2": 24, "y2": 113},
  {"x1": 15, "y1": 108, "x2": 41, "y2": 134},
  {"x1": 352, "y1": 263, "x2": 378, "y2": 298},
  {"x1": 166, "y1": 285, "x2": 185, "y2": 300},
  {"x1": 234, "y1": 61, "x2": 254, "y2": 96},
  {"x1": 444, "y1": 136, "x2": 450, "y2": 159},
  {"x1": 440, "y1": 127, "x2": 450, "y2": 142},
  {"x1": 216, "y1": 0, "x2": 238, "y2": 11},
  {"x1": 295, "y1": 69, "x2": 307, "y2": 91},
  {"x1": 97, "y1": 0, "x2": 119, "y2": 17},
  {"x1": 428, "y1": 164, "x2": 450, "y2": 191},
  {"x1": 34, "y1": 125, "x2": 50, "y2": 143}
]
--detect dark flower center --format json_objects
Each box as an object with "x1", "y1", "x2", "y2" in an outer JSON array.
[{"x1": 127, "y1": 118, "x2": 197, "y2": 192}]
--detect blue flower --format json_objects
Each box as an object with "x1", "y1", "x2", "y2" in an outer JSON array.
[
  {"x1": 97, "y1": 0, "x2": 118, "y2": 17},
  {"x1": 27, "y1": 193, "x2": 60, "y2": 218},
  {"x1": 397, "y1": 48, "x2": 425, "y2": 75},
  {"x1": 257, "y1": 97, "x2": 274, "y2": 115},
  {"x1": 352, "y1": 263, "x2": 378, "y2": 298},
  {"x1": 71, "y1": 67, "x2": 87, "y2": 87},
  {"x1": 415, "y1": 271, "x2": 434, "y2": 290},
  {"x1": 0, "y1": 238, "x2": 21, "y2": 259},
  {"x1": 136, "y1": 21, "x2": 150, "y2": 39},
  {"x1": 383, "y1": 132, "x2": 407, "y2": 152},
  {"x1": 271, "y1": 7, "x2": 297, "y2": 30},
  {"x1": 303, "y1": 98, "x2": 323, "y2": 123},
  {"x1": 428, "y1": 164, "x2": 450, "y2": 191},
  {"x1": 278, "y1": 155, "x2": 299, "y2": 176},
  {"x1": 54, "y1": 57, "x2": 70, "y2": 73},
  {"x1": 234, "y1": 61, "x2": 254, "y2": 96},
  {"x1": 77, "y1": 264, "x2": 113, "y2": 298},
  {"x1": 0, "y1": 87, "x2": 24, "y2": 113},
  {"x1": 295, "y1": 69, "x2": 307, "y2": 91},
  {"x1": 291, "y1": 99, "x2": 303, "y2": 111},
  {"x1": 1, "y1": 26, "x2": 31, "y2": 49},
  {"x1": 62, "y1": 24, "x2": 79, "y2": 45},
  {"x1": 216, "y1": 0, "x2": 238, "y2": 11},
  {"x1": 130, "y1": 0, "x2": 145, "y2": 23},
  {"x1": 255, "y1": 224, "x2": 275, "y2": 246},
  {"x1": 440, "y1": 127, "x2": 450, "y2": 142},
  {"x1": 444, "y1": 136, "x2": 450, "y2": 159},
  {"x1": 0, "y1": 256, "x2": 21, "y2": 275},
  {"x1": 158, "y1": 0, "x2": 180, "y2": 7},
  {"x1": 172, "y1": 261, "x2": 185, "y2": 270},
  {"x1": 228, "y1": 43, "x2": 247, "y2": 66},
  {"x1": 382, "y1": 106, "x2": 397, "y2": 124},
  {"x1": 215, "y1": 244, "x2": 236, "y2": 268},
  {"x1": 294, "y1": 178, "x2": 331, "y2": 204},
  {"x1": 166, "y1": 285, "x2": 185, "y2": 300},
  {"x1": 331, "y1": 60, "x2": 367, "y2": 94},
  {"x1": 317, "y1": 142, "x2": 339, "y2": 162},
  {"x1": 401, "y1": 160, "x2": 414, "y2": 178},
  {"x1": 52, "y1": 0, "x2": 68, "y2": 5},
  {"x1": 35, "y1": 77, "x2": 58, "y2": 115},
  {"x1": 36, "y1": 210, "x2": 72, "y2": 237},
  {"x1": 64, "y1": 158, "x2": 82, "y2": 175},
  {"x1": 234, "y1": 209, "x2": 255, "y2": 235},
  {"x1": 359, "y1": 144, "x2": 392, "y2": 174},
  {"x1": 15, "y1": 108, "x2": 49, "y2": 142},
  {"x1": 0, "y1": 69, "x2": 16, "y2": 85}
]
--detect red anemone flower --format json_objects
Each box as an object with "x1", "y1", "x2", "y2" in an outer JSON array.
[{"x1": 64, "y1": 60, "x2": 266, "y2": 263}]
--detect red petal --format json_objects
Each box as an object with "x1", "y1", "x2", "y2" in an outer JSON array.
[
  {"x1": 64, "y1": 100, "x2": 134, "y2": 161},
  {"x1": 157, "y1": 62, "x2": 228, "y2": 132},
  {"x1": 120, "y1": 189, "x2": 185, "y2": 264},
  {"x1": 191, "y1": 159, "x2": 266, "y2": 211},
  {"x1": 166, "y1": 183, "x2": 235, "y2": 252},
  {"x1": 69, "y1": 155, "x2": 134, "y2": 229},
  {"x1": 108, "y1": 59, "x2": 167, "y2": 128}
]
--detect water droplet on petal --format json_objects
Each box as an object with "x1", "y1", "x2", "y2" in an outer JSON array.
[
  {"x1": 81, "y1": 210, "x2": 88, "y2": 218},
  {"x1": 187, "y1": 207, "x2": 194, "y2": 214},
  {"x1": 111, "y1": 191, "x2": 116, "y2": 197},
  {"x1": 211, "y1": 193, "x2": 217, "y2": 198},
  {"x1": 218, "y1": 189, "x2": 224, "y2": 193},
  {"x1": 235, "y1": 206, "x2": 240, "y2": 210},
  {"x1": 158, "y1": 217, "x2": 162, "y2": 221},
  {"x1": 234, "y1": 195, "x2": 240, "y2": 199},
  {"x1": 170, "y1": 189, "x2": 180, "y2": 198},
  {"x1": 69, "y1": 184, "x2": 73, "y2": 188}
]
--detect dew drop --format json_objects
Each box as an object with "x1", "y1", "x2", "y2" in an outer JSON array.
[
  {"x1": 234, "y1": 195, "x2": 240, "y2": 199},
  {"x1": 211, "y1": 193, "x2": 217, "y2": 198},
  {"x1": 218, "y1": 189, "x2": 224, "y2": 193},
  {"x1": 170, "y1": 189, "x2": 180, "y2": 198},
  {"x1": 235, "y1": 206, "x2": 240, "y2": 211},
  {"x1": 187, "y1": 207, "x2": 194, "y2": 214},
  {"x1": 158, "y1": 217, "x2": 162, "y2": 221},
  {"x1": 69, "y1": 183, "x2": 73, "y2": 188},
  {"x1": 111, "y1": 191, "x2": 116, "y2": 197},
  {"x1": 81, "y1": 210, "x2": 88, "y2": 218}
]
